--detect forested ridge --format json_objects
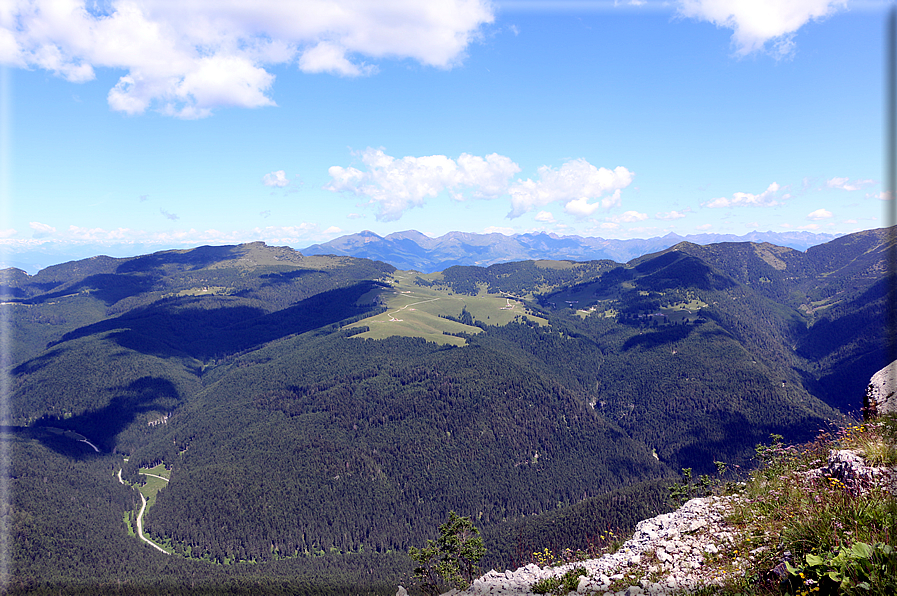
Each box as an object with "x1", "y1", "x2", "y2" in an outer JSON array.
[{"x1": 2, "y1": 229, "x2": 893, "y2": 593}]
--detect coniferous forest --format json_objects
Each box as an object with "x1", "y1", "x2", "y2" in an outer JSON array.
[{"x1": 1, "y1": 229, "x2": 893, "y2": 594}]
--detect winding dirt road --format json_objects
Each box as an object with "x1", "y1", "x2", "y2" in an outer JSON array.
[{"x1": 117, "y1": 465, "x2": 170, "y2": 555}]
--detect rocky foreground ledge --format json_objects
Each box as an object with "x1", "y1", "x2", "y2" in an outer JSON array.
[
  {"x1": 420, "y1": 445, "x2": 895, "y2": 596},
  {"x1": 442, "y1": 495, "x2": 745, "y2": 595}
]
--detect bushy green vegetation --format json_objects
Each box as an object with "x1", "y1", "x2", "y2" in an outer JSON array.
[
  {"x1": 531, "y1": 566, "x2": 587, "y2": 595},
  {"x1": 408, "y1": 511, "x2": 485, "y2": 595}
]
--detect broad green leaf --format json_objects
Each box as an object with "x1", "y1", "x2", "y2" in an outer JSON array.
[
  {"x1": 805, "y1": 554, "x2": 825, "y2": 566},
  {"x1": 851, "y1": 542, "x2": 874, "y2": 559}
]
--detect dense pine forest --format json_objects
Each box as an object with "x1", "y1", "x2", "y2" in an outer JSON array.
[{"x1": 2, "y1": 228, "x2": 892, "y2": 593}]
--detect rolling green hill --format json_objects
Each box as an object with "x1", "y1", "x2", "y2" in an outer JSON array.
[{"x1": 2, "y1": 229, "x2": 892, "y2": 593}]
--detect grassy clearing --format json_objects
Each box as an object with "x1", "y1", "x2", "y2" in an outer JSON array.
[
  {"x1": 171, "y1": 286, "x2": 230, "y2": 297},
  {"x1": 136, "y1": 464, "x2": 171, "y2": 510},
  {"x1": 658, "y1": 299, "x2": 707, "y2": 324},
  {"x1": 347, "y1": 272, "x2": 547, "y2": 344},
  {"x1": 140, "y1": 463, "x2": 171, "y2": 480},
  {"x1": 123, "y1": 510, "x2": 135, "y2": 536}
]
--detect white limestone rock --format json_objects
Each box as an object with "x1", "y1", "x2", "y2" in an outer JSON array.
[{"x1": 866, "y1": 360, "x2": 897, "y2": 417}]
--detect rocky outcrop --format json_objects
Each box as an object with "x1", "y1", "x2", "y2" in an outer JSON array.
[
  {"x1": 821, "y1": 450, "x2": 897, "y2": 495},
  {"x1": 864, "y1": 360, "x2": 897, "y2": 418},
  {"x1": 447, "y1": 497, "x2": 746, "y2": 595}
]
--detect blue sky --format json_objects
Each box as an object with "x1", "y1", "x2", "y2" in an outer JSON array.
[{"x1": 0, "y1": 1, "x2": 892, "y2": 264}]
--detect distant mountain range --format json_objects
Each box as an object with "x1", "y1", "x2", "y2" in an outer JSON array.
[
  {"x1": 0, "y1": 230, "x2": 842, "y2": 275},
  {"x1": 299, "y1": 229, "x2": 842, "y2": 272}
]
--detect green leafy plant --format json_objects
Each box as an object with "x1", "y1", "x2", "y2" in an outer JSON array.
[
  {"x1": 531, "y1": 567, "x2": 587, "y2": 595},
  {"x1": 408, "y1": 511, "x2": 486, "y2": 596},
  {"x1": 718, "y1": 420, "x2": 897, "y2": 595},
  {"x1": 785, "y1": 542, "x2": 897, "y2": 596},
  {"x1": 668, "y1": 467, "x2": 694, "y2": 506}
]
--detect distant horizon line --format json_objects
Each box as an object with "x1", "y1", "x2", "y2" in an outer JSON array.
[{"x1": 2, "y1": 226, "x2": 878, "y2": 276}]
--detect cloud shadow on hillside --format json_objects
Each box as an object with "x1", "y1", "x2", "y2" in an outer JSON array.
[
  {"x1": 30, "y1": 376, "x2": 181, "y2": 457},
  {"x1": 50, "y1": 281, "x2": 385, "y2": 361}
]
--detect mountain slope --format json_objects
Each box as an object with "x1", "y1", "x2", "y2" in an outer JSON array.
[{"x1": 3, "y1": 228, "x2": 890, "y2": 592}]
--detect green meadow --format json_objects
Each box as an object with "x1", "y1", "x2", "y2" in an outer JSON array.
[{"x1": 347, "y1": 272, "x2": 548, "y2": 344}]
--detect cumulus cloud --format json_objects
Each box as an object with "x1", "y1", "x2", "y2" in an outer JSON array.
[
  {"x1": 263, "y1": 170, "x2": 290, "y2": 187},
  {"x1": 325, "y1": 148, "x2": 521, "y2": 221},
  {"x1": 656, "y1": 210, "x2": 688, "y2": 220},
  {"x1": 30, "y1": 221, "x2": 56, "y2": 238},
  {"x1": 807, "y1": 208, "x2": 833, "y2": 220},
  {"x1": 607, "y1": 210, "x2": 648, "y2": 223},
  {"x1": 534, "y1": 211, "x2": 556, "y2": 223},
  {"x1": 483, "y1": 226, "x2": 515, "y2": 235},
  {"x1": 508, "y1": 160, "x2": 634, "y2": 218},
  {"x1": 326, "y1": 150, "x2": 633, "y2": 221},
  {"x1": 703, "y1": 182, "x2": 784, "y2": 208},
  {"x1": 826, "y1": 177, "x2": 875, "y2": 191},
  {"x1": 160, "y1": 208, "x2": 179, "y2": 221},
  {"x1": 677, "y1": 0, "x2": 847, "y2": 58},
  {"x1": 1, "y1": 1, "x2": 493, "y2": 118}
]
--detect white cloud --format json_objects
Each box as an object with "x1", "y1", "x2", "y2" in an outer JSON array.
[
  {"x1": 677, "y1": 0, "x2": 847, "y2": 58},
  {"x1": 263, "y1": 170, "x2": 290, "y2": 187},
  {"x1": 2, "y1": 223, "x2": 338, "y2": 247},
  {"x1": 607, "y1": 210, "x2": 648, "y2": 223},
  {"x1": 534, "y1": 211, "x2": 556, "y2": 223},
  {"x1": 326, "y1": 151, "x2": 634, "y2": 221},
  {"x1": 483, "y1": 226, "x2": 515, "y2": 235},
  {"x1": 656, "y1": 210, "x2": 687, "y2": 220},
  {"x1": 508, "y1": 160, "x2": 634, "y2": 218},
  {"x1": 298, "y1": 41, "x2": 376, "y2": 77},
  {"x1": 30, "y1": 221, "x2": 56, "y2": 238},
  {"x1": 325, "y1": 148, "x2": 520, "y2": 221},
  {"x1": 0, "y1": 228, "x2": 17, "y2": 238},
  {"x1": 2, "y1": 0, "x2": 493, "y2": 118},
  {"x1": 703, "y1": 182, "x2": 784, "y2": 208},
  {"x1": 807, "y1": 208, "x2": 832, "y2": 220},
  {"x1": 826, "y1": 177, "x2": 875, "y2": 191}
]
